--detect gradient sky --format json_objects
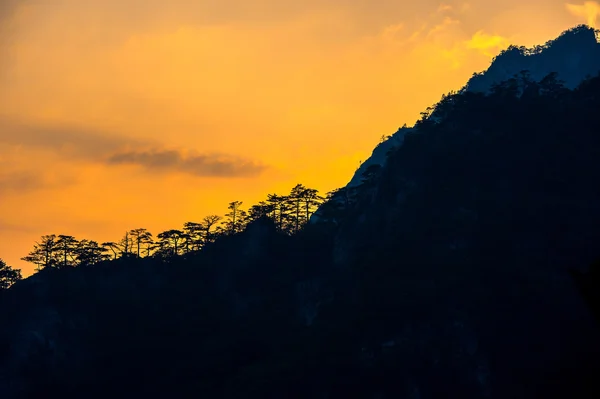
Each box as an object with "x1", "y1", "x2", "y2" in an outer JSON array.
[{"x1": 1, "y1": 0, "x2": 598, "y2": 276}]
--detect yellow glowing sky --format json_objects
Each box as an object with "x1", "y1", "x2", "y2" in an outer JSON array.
[{"x1": 1, "y1": 1, "x2": 598, "y2": 276}]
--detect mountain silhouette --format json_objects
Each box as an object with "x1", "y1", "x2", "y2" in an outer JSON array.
[
  {"x1": 332, "y1": 24, "x2": 600, "y2": 208},
  {"x1": 466, "y1": 24, "x2": 600, "y2": 92},
  {"x1": 2, "y1": 24, "x2": 600, "y2": 399}
]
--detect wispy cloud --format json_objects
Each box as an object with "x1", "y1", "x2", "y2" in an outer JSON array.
[
  {"x1": 0, "y1": 116, "x2": 141, "y2": 160},
  {"x1": 0, "y1": 222, "x2": 36, "y2": 234},
  {"x1": 465, "y1": 30, "x2": 511, "y2": 56},
  {"x1": 380, "y1": 23, "x2": 405, "y2": 42},
  {"x1": 436, "y1": 2, "x2": 471, "y2": 15},
  {"x1": 426, "y1": 16, "x2": 461, "y2": 38},
  {"x1": 0, "y1": 0, "x2": 25, "y2": 27},
  {"x1": 566, "y1": 1, "x2": 600, "y2": 27},
  {"x1": 0, "y1": 169, "x2": 77, "y2": 193},
  {"x1": 437, "y1": 4, "x2": 454, "y2": 13},
  {"x1": 106, "y1": 149, "x2": 268, "y2": 178},
  {"x1": 0, "y1": 116, "x2": 268, "y2": 178}
]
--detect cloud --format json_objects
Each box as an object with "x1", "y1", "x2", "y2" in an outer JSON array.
[
  {"x1": 0, "y1": 116, "x2": 268, "y2": 178},
  {"x1": 566, "y1": 1, "x2": 600, "y2": 27},
  {"x1": 465, "y1": 30, "x2": 511, "y2": 56},
  {"x1": 0, "y1": 169, "x2": 77, "y2": 193},
  {"x1": 436, "y1": 2, "x2": 472, "y2": 15},
  {"x1": 371, "y1": 8, "x2": 512, "y2": 70},
  {"x1": 0, "y1": 0, "x2": 29, "y2": 26},
  {"x1": 0, "y1": 0, "x2": 14, "y2": 21},
  {"x1": 0, "y1": 116, "x2": 142, "y2": 161},
  {"x1": 0, "y1": 0, "x2": 21, "y2": 75},
  {"x1": 106, "y1": 149, "x2": 268, "y2": 178},
  {"x1": 380, "y1": 23, "x2": 405, "y2": 42},
  {"x1": 426, "y1": 16, "x2": 461, "y2": 38},
  {"x1": 0, "y1": 222, "x2": 35, "y2": 234},
  {"x1": 0, "y1": 170, "x2": 44, "y2": 192},
  {"x1": 437, "y1": 4, "x2": 454, "y2": 13}
]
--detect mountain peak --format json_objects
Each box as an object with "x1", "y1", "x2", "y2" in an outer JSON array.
[
  {"x1": 549, "y1": 24, "x2": 600, "y2": 47},
  {"x1": 465, "y1": 24, "x2": 600, "y2": 92},
  {"x1": 311, "y1": 24, "x2": 600, "y2": 224}
]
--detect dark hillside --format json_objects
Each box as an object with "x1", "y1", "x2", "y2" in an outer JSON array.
[{"x1": 2, "y1": 26, "x2": 600, "y2": 399}]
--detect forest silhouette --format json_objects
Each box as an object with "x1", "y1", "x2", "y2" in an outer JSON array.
[
  {"x1": 14, "y1": 183, "x2": 325, "y2": 272},
  {"x1": 1, "y1": 24, "x2": 600, "y2": 399}
]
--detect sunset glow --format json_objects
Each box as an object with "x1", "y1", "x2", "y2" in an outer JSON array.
[{"x1": 1, "y1": 0, "x2": 597, "y2": 275}]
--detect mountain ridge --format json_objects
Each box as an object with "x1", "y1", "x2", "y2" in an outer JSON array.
[
  {"x1": 465, "y1": 24, "x2": 600, "y2": 92},
  {"x1": 327, "y1": 24, "x2": 600, "y2": 209}
]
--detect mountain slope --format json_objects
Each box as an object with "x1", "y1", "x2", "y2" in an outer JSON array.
[
  {"x1": 329, "y1": 61, "x2": 600, "y2": 398},
  {"x1": 331, "y1": 24, "x2": 600, "y2": 205},
  {"x1": 347, "y1": 127, "x2": 414, "y2": 188}
]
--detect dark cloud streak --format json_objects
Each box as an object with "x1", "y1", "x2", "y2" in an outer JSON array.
[
  {"x1": 0, "y1": 170, "x2": 44, "y2": 192},
  {"x1": 0, "y1": 115, "x2": 146, "y2": 160},
  {"x1": 0, "y1": 221, "x2": 36, "y2": 234},
  {"x1": 0, "y1": 0, "x2": 24, "y2": 27},
  {"x1": 107, "y1": 149, "x2": 268, "y2": 178},
  {"x1": 0, "y1": 169, "x2": 77, "y2": 193},
  {"x1": 0, "y1": 116, "x2": 268, "y2": 178}
]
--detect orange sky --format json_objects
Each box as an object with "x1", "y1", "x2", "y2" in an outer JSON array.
[{"x1": 0, "y1": 1, "x2": 598, "y2": 276}]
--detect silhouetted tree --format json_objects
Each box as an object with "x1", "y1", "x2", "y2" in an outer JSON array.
[
  {"x1": 431, "y1": 91, "x2": 459, "y2": 120},
  {"x1": 247, "y1": 202, "x2": 275, "y2": 222},
  {"x1": 21, "y1": 234, "x2": 59, "y2": 271},
  {"x1": 415, "y1": 105, "x2": 437, "y2": 129},
  {"x1": 238, "y1": 209, "x2": 249, "y2": 231},
  {"x1": 202, "y1": 215, "x2": 222, "y2": 244},
  {"x1": 129, "y1": 228, "x2": 153, "y2": 257},
  {"x1": 379, "y1": 134, "x2": 393, "y2": 144},
  {"x1": 144, "y1": 241, "x2": 155, "y2": 257},
  {"x1": 156, "y1": 229, "x2": 185, "y2": 257},
  {"x1": 300, "y1": 187, "x2": 323, "y2": 222},
  {"x1": 0, "y1": 258, "x2": 21, "y2": 289},
  {"x1": 212, "y1": 225, "x2": 227, "y2": 240},
  {"x1": 75, "y1": 240, "x2": 109, "y2": 266},
  {"x1": 287, "y1": 184, "x2": 309, "y2": 233},
  {"x1": 183, "y1": 222, "x2": 204, "y2": 251},
  {"x1": 267, "y1": 194, "x2": 289, "y2": 232},
  {"x1": 225, "y1": 201, "x2": 245, "y2": 234},
  {"x1": 56, "y1": 235, "x2": 79, "y2": 268},
  {"x1": 101, "y1": 242, "x2": 120, "y2": 260},
  {"x1": 118, "y1": 231, "x2": 134, "y2": 257}
]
